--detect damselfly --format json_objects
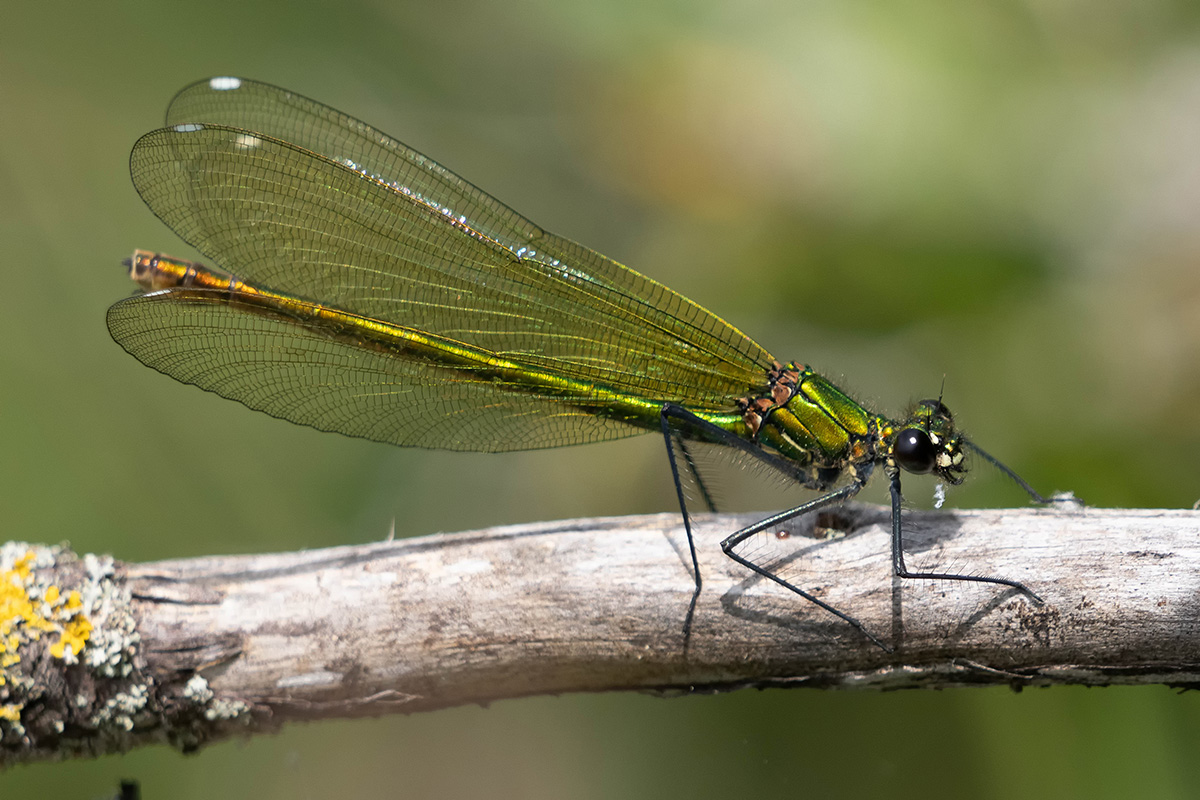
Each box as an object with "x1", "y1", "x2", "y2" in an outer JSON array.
[{"x1": 108, "y1": 77, "x2": 1054, "y2": 650}]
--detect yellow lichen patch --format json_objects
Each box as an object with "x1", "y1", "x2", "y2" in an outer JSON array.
[
  {"x1": 50, "y1": 615, "x2": 93, "y2": 660},
  {"x1": 0, "y1": 549, "x2": 93, "y2": 670},
  {"x1": 0, "y1": 704, "x2": 21, "y2": 722},
  {"x1": 9, "y1": 551, "x2": 33, "y2": 580},
  {"x1": 0, "y1": 553, "x2": 46, "y2": 644}
]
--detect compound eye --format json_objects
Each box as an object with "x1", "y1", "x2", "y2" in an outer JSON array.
[{"x1": 894, "y1": 428, "x2": 936, "y2": 474}]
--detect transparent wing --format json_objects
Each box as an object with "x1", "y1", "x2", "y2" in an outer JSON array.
[
  {"x1": 107, "y1": 289, "x2": 641, "y2": 451},
  {"x1": 130, "y1": 77, "x2": 773, "y2": 409}
]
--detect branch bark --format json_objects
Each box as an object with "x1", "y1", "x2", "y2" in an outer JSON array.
[{"x1": 3, "y1": 503, "x2": 1199, "y2": 764}]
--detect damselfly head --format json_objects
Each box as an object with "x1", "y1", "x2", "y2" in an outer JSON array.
[{"x1": 889, "y1": 398, "x2": 967, "y2": 484}]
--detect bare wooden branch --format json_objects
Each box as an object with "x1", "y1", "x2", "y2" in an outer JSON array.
[{"x1": 3, "y1": 502, "x2": 1199, "y2": 764}]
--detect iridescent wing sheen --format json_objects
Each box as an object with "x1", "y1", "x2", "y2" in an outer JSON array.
[
  {"x1": 111, "y1": 78, "x2": 775, "y2": 451},
  {"x1": 107, "y1": 287, "x2": 643, "y2": 451}
]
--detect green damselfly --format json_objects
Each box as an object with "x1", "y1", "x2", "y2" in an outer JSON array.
[{"x1": 109, "y1": 78, "x2": 1053, "y2": 650}]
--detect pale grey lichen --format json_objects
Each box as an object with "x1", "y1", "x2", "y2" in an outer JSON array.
[
  {"x1": 182, "y1": 673, "x2": 249, "y2": 723},
  {"x1": 90, "y1": 682, "x2": 149, "y2": 730},
  {"x1": 1, "y1": 542, "x2": 146, "y2": 752},
  {"x1": 203, "y1": 697, "x2": 250, "y2": 722},
  {"x1": 182, "y1": 675, "x2": 213, "y2": 704},
  {"x1": 2, "y1": 541, "x2": 253, "y2": 761},
  {"x1": 79, "y1": 554, "x2": 139, "y2": 678}
]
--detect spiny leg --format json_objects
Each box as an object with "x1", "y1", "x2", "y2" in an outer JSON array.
[
  {"x1": 659, "y1": 407, "x2": 704, "y2": 595},
  {"x1": 659, "y1": 406, "x2": 705, "y2": 642},
  {"x1": 720, "y1": 483, "x2": 890, "y2": 652},
  {"x1": 659, "y1": 403, "x2": 813, "y2": 642},
  {"x1": 676, "y1": 437, "x2": 719, "y2": 514},
  {"x1": 660, "y1": 405, "x2": 892, "y2": 651},
  {"x1": 888, "y1": 472, "x2": 1044, "y2": 602}
]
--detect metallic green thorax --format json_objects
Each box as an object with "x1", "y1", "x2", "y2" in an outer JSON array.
[
  {"x1": 734, "y1": 362, "x2": 967, "y2": 492},
  {"x1": 122, "y1": 251, "x2": 970, "y2": 494}
]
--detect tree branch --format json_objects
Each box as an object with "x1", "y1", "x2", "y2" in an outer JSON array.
[{"x1": 3, "y1": 502, "x2": 1198, "y2": 764}]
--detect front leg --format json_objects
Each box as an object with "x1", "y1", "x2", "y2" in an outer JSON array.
[{"x1": 719, "y1": 482, "x2": 889, "y2": 651}]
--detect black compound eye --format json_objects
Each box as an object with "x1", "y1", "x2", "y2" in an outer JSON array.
[{"x1": 894, "y1": 428, "x2": 936, "y2": 474}]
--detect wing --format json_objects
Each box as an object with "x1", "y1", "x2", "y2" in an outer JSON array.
[
  {"x1": 113, "y1": 78, "x2": 777, "y2": 451},
  {"x1": 107, "y1": 289, "x2": 640, "y2": 451}
]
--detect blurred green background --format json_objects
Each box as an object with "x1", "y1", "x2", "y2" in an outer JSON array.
[{"x1": 3, "y1": 1, "x2": 1200, "y2": 798}]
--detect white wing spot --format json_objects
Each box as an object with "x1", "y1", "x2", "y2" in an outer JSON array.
[{"x1": 234, "y1": 133, "x2": 262, "y2": 150}]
